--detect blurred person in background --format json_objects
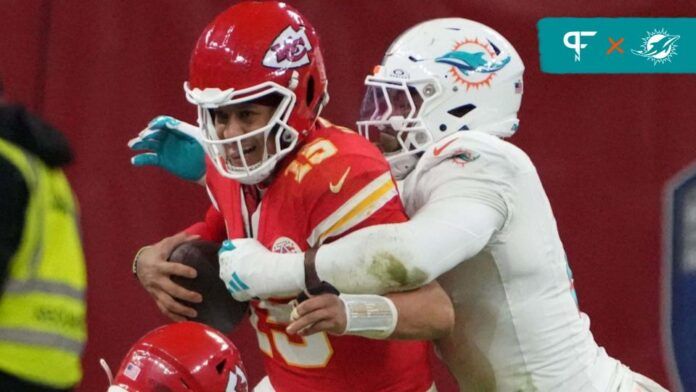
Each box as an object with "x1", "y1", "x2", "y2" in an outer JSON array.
[{"x1": 0, "y1": 78, "x2": 87, "y2": 391}]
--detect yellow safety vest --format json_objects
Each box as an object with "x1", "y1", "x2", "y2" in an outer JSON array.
[{"x1": 0, "y1": 138, "x2": 87, "y2": 388}]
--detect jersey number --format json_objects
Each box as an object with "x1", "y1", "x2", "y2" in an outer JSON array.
[
  {"x1": 250, "y1": 302, "x2": 334, "y2": 368},
  {"x1": 285, "y1": 138, "x2": 338, "y2": 183}
]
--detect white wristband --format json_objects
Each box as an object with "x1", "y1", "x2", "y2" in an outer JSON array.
[{"x1": 339, "y1": 294, "x2": 398, "y2": 339}]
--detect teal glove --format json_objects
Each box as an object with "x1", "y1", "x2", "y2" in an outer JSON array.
[
  {"x1": 218, "y1": 239, "x2": 253, "y2": 301},
  {"x1": 219, "y1": 239, "x2": 236, "y2": 254},
  {"x1": 218, "y1": 238, "x2": 305, "y2": 301},
  {"x1": 128, "y1": 115, "x2": 206, "y2": 182}
]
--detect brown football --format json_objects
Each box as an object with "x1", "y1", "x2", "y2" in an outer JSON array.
[{"x1": 168, "y1": 239, "x2": 249, "y2": 334}]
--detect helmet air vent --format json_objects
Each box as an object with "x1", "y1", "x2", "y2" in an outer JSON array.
[
  {"x1": 216, "y1": 359, "x2": 227, "y2": 374},
  {"x1": 447, "y1": 104, "x2": 476, "y2": 118}
]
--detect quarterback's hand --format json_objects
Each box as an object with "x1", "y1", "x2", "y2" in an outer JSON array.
[
  {"x1": 128, "y1": 115, "x2": 206, "y2": 182},
  {"x1": 135, "y1": 232, "x2": 203, "y2": 321},
  {"x1": 287, "y1": 293, "x2": 347, "y2": 336},
  {"x1": 218, "y1": 238, "x2": 305, "y2": 301}
]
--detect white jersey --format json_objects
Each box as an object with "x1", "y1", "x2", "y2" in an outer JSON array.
[
  {"x1": 314, "y1": 131, "x2": 666, "y2": 391},
  {"x1": 401, "y1": 131, "x2": 624, "y2": 391}
]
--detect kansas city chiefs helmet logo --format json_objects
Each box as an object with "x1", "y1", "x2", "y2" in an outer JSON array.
[{"x1": 263, "y1": 26, "x2": 312, "y2": 69}]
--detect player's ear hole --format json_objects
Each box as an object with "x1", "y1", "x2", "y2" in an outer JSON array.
[
  {"x1": 216, "y1": 359, "x2": 227, "y2": 374},
  {"x1": 306, "y1": 76, "x2": 315, "y2": 106}
]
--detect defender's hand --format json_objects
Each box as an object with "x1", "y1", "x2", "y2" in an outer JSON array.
[
  {"x1": 136, "y1": 232, "x2": 203, "y2": 321},
  {"x1": 128, "y1": 115, "x2": 206, "y2": 182},
  {"x1": 287, "y1": 293, "x2": 347, "y2": 336},
  {"x1": 289, "y1": 291, "x2": 399, "y2": 339}
]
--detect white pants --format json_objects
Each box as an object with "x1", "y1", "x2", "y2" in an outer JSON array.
[{"x1": 253, "y1": 377, "x2": 439, "y2": 392}]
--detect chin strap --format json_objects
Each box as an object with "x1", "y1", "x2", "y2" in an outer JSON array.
[{"x1": 99, "y1": 358, "x2": 114, "y2": 385}]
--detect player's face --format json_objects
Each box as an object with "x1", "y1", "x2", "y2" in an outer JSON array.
[
  {"x1": 359, "y1": 85, "x2": 423, "y2": 155},
  {"x1": 212, "y1": 102, "x2": 277, "y2": 166}
]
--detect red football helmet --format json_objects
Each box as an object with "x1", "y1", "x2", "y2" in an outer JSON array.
[
  {"x1": 107, "y1": 322, "x2": 248, "y2": 392},
  {"x1": 184, "y1": 1, "x2": 328, "y2": 184}
]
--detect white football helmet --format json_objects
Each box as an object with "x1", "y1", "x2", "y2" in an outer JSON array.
[{"x1": 357, "y1": 18, "x2": 524, "y2": 179}]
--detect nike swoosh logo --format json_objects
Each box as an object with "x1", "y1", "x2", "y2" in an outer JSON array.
[
  {"x1": 329, "y1": 167, "x2": 351, "y2": 193},
  {"x1": 433, "y1": 139, "x2": 456, "y2": 156}
]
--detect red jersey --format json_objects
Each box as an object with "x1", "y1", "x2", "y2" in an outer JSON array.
[{"x1": 196, "y1": 121, "x2": 433, "y2": 392}]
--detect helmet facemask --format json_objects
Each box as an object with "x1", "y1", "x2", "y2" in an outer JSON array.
[
  {"x1": 185, "y1": 81, "x2": 299, "y2": 184},
  {"x1": 357, "y1": 76, "x2": 436, "y2": 179}
]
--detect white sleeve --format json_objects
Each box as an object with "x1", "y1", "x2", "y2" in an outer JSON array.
[
  {"x1": 315, "y1": 180, "x2": 506, "y2": 294},
  {"x1": 316, "y1": 133, "x2": 516, "y2": 294}
]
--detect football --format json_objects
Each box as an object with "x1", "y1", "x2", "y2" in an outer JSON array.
[{"x1": 168, "y1": 239, "x2": 249, "y2": 334}]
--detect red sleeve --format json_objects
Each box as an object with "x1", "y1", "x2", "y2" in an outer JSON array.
[
  {"x1": 184, "y1": 205, "x2": 227, "y2": 242},
  {"x1": 300, "y1": 132, "x2": 407, "y2": 247}
]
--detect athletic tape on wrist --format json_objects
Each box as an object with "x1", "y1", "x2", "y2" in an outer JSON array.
[
  {"x1": 340, "y1": 294, "x2": 398, "y2": 339},
  {"x1": 132, "y1": 246, "x2": 151, "y2": 277}
]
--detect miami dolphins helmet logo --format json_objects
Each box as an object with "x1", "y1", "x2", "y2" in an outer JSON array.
[
  {"x1": 631, "y1": 28, "x2": 680, "y2": 65},
  {"x1": 435, "y1": 38, "x2": 511, "y2": 90}
]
